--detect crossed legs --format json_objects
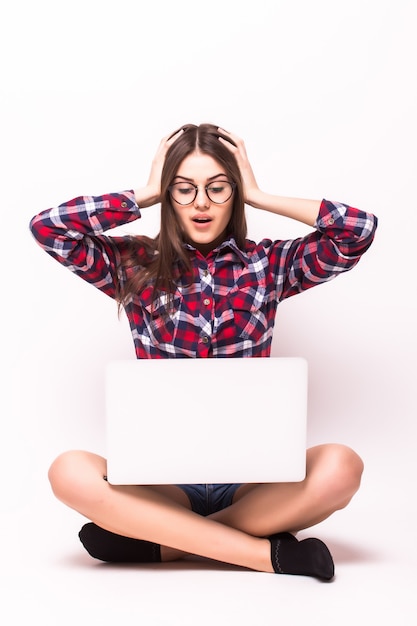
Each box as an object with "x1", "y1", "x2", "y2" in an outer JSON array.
[{"x1": 48, "y1": 443, "x2": 363, "y2": 576}]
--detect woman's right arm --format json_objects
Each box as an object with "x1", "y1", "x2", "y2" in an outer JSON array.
[
  {"x1": 29, "y1": 190, "x2": 141, "y2": 298},
  {"x1": 30, "y1": 129, "x2": 185, "y2": 298}
]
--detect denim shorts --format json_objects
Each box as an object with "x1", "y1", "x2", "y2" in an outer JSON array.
[{"x1": 177, "y1": 483, "x2": 242, "y2": 516}]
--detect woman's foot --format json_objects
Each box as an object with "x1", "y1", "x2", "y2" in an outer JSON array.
[
  {"x1": 269, "y1": 532, "x2": 334, "y2": 580},
  {"x1": 79, "y1": 523, "x2": 161, "y2": 563}
]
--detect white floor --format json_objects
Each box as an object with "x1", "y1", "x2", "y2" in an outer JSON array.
[{"x1": 2, "y1": 470, "x2": 416, "y2": 626}]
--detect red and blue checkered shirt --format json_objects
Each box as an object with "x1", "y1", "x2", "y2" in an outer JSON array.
[{"x1": 30, "y1": 191, "x2": 377, "y2": 358}]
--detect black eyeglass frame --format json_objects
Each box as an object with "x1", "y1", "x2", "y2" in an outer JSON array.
[{"x1": 168, "y1": 181, "x2": 236, "y2": 205}]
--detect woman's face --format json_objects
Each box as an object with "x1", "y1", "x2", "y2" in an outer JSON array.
[{"x1": 170, "y1": 152, "x2": 234, "y2": 255}]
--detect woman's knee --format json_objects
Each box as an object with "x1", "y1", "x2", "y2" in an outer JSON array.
[
  {"x1": 48, "y1": 450, "x2": 107, "y2": 506},
  {"x1": 308, "y1": 443, "x2": 364, "y2": 509},
  {"x1": 331, "y1": 444, "x2": 363, "y2": 498}
]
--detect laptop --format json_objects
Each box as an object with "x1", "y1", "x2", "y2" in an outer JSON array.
[{"x1": 105, "y1": 357, "x2": 308, "y2": 485}]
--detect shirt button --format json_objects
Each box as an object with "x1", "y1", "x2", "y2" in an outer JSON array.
[
  {"x1": 201, "y1": 336, "x2": 209, "y2": 344},
  {"x1": 121, "y1": 201, "x2": 128, "y2": 208},
  {"x1": 203, "y1": 270, "x2": 209, "y2": 277},
  {"x1": 203, "y1": 298, "x2": 211, "y2": 306},
  {"x1": 327, "y1": 218, "x2": 335, "y2": 225}
]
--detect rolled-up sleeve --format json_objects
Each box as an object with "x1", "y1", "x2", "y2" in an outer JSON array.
[
  {"x1": 268, "y1": 199, "x2": 378, "y2": 300},
  {"x1": 29, "y1": 190, "x2": 141, "y2": 298}
]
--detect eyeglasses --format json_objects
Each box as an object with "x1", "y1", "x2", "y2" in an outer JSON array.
[{"x1": 168, "y1": 181, "x2": 236, "y2": 205}]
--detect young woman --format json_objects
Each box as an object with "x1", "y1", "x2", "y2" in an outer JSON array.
[{"x1": 30, "y1": 124, "x2": 377, "y2": 580}]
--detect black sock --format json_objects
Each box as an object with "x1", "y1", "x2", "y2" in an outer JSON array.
[
  {"x1": 269, "y1": 532, "x2": 334, "y2": 580},
  {"x1": 79, "y1": 523, "x2": 161, "y2": 563}
]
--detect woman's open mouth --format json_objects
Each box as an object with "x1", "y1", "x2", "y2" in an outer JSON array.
[
  {"x1": 192, "y1": 215, "x2": 213, "y2": 228},
  {"x1": 192, "y1": 215, "x2": 212, "y2": 223}
]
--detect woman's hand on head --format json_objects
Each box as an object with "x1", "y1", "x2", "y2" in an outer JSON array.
[
  {"x1": 134, "y1": 128, "x2": 184, "y2": 208},
  {"x1": 218, "y1": 128, "x2": 260, "y2": 207},
  {"x1": 219, "y1": 128, "x2": 320, "y2": 222}
]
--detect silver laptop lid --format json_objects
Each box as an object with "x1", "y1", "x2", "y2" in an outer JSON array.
[{"x1": 105, "y1": 357, "x2": 307, "y2": 485}]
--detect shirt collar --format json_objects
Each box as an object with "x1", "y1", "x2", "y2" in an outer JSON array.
[{"x1": 184, "y1": 237, "x2": 250, "y2": 267}]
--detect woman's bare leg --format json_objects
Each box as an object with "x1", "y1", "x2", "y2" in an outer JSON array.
[
  {"x1": 160, "y1": 443, "x2": 363, "y2": 561},
  {"x1": 48, "y1": 450, "x2": 273, "y2": 572},
  {"x1": 49, "y1": 443, "x2": 362, "y2": 571},
  {"x1": 211, "y1": 443, "x2": 364, "y2": 534}
]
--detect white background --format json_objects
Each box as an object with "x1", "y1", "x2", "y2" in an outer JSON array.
[{"x1": 1, "y1": 1, "x2": 416, "y2": 623}]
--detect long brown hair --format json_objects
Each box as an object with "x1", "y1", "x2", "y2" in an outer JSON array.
[{"x1": 116, "y1": 123, "x2": 247, "y2": 308}]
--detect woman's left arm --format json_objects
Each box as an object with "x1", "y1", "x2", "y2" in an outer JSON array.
[
  {"x1": 219, "y1": 128, "x2": 321, "y2": 226},
  {"x1": 220, "y1": 128, "x2": 378, "y2": 273},
  {"x1": 219, "y1": 128, "x2": 378, "y2": 256}
]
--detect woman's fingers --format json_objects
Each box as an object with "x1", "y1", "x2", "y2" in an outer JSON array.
[
  {"x1": 167, "y1": 126, "x2": 185, "y2": 143},
  {"x1": 218, "y1": 128, "x2": 259, "y2": 202},
  {"x1": 218, "y1": 128, "x2": 250, "y2": 166},
  {"x1": 146, "y1": 128, "x2": 185, "y2": 196}
]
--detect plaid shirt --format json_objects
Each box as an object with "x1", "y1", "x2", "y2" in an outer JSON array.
[{"x1": 30, "y1": 191, "x2": 377, "y2": 358}]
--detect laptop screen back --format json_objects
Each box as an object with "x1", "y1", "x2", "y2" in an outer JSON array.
[{"x1": 105, "y1": 357, "x2": 307, "y2": 485}]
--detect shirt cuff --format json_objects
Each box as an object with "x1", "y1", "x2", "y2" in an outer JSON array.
[{"x1": 315, "y1": 199, "x2": 348, "y2": 230}]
